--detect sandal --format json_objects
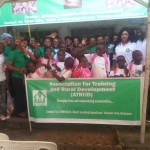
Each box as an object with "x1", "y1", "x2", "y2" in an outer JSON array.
[{"x1": 0, "y1": 115, "x2": 6, "y2": 121}]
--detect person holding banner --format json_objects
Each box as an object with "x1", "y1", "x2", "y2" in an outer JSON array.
[
  {"x1": 6, "y1": 39, "x2": 35, "y2": 118},
  {"x1": 52, "y1": 57, "x2": 74, "y2": 82}
]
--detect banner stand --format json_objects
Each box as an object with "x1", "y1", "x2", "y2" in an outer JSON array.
[
  {"x1": 136, "y1": 0, "x2": 150, "y2": 144},
  {"x1": 25, "y1": 78, "x2": 142, "y2": 132},
  {"x1": 24, "y1": 75, "x2": 32, "y2": 132}
]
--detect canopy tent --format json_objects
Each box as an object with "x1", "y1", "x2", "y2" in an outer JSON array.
[
  {"x1": 0, "y1": 0, "x2": 150, "y2": 144},
  {"x1": 0, "y1": 0, "x2": 148, "y2": 27}
]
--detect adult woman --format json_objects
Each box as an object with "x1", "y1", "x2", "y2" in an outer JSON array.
[
  {"x1": 6, "y1": 39, "x2": 35, "y2": 118},
  {"x1": 113, "y1": 27, "x2": 136, "y2": 65}
]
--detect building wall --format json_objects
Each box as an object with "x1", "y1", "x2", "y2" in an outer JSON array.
[{"x1": 0, "y1": 18, "x2": 146, "y2": 40}]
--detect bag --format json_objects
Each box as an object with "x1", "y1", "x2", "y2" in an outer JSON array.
[{"x1": 7, "y1": 91, "x2": 14, "y2": 114}]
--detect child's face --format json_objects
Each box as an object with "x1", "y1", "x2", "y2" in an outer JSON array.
[
  {"x1": 0, "y1": 44, "x2": 4, "y2": 54},
  {"x1": 97, "y1": 37, "x2": 104, "y2": 44},
  {"x1": 44, "y1": 49, "x2": 52, "y2": 59},
  {"x1": 58, "y1": 51, "x2": 65, "y2": 62},
  {"x1": 89, "y1": 38, "x2": 96, "y2": 47},
  {"x1": 44, "y1": 39, "x2": 51, "y2": 47},
  {"x1": 113, "y1": 36, "x2": 118, "y2": 43},
  {"x1": 65, "y1": 38, "x2": 72, "y2": 46},
  {"x1": 53, "y1": 39, "x2": 59, "y2": 48},
  {"x1": 27, "y1": 63, "x2": 36, "y2": 73},
  {"x1": 104, "y1": 36, "x2": 109, "y2": 43},
  {"x1": 59, "y1": 43, "x2": 67, "y2": 52},
  {"x1": 73, "y1": 38, "x2": 79, "y2": 47},
  {"x1": 96, "y1": 45, "x2": 105, "y2": 56},
  {"x1": 31, "y1": 42, "x2": 36, "y2": 48},
  {"x1": 117, "y1": 57, "x2": 126, "y2": 68},
  {"x1": 80, "y1": 57, "x2": 88, "y2": 68},
  {"x1": 65, "y1": 58, "x2": 74, "y2": 69},
  {"x1": 133, "y1": 51, "x2": 143, "y2": 63},
  {"x1": 30, "y1": 38, "x2": 35, "y2": 45}
]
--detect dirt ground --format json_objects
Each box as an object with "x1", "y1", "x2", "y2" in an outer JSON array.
[{"x1": 0, "y1": 117, "x2": 120, "y2": 150}]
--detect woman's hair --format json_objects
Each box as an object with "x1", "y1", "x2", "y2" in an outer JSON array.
[{"x1": 117, "y1": 27, "x2": 134, "y2": 44}]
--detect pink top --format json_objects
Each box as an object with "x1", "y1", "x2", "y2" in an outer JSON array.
[
  {"x1": 40, "y1": 57, "x2": 54, "y2": 65},
  {"x1": 72, "y1": 67, "x2": 91, "y2": 78},
  {"x1": 27, "y1": 67, "x2": 47, "y2": 79}
]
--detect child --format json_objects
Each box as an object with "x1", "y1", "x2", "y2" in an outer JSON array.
[
  {"x1": 85, "y1": 43, "x2": 110, "y2": 78},
  {"x1": 26, "y1": 61, "x2": 47, "y2": 79},
  {"x1": 52, "y1": 50, "x2": 65, "y2": 72},
  {"x1": 72, "y1": 55, "x2": 91, "y2": 78},
  {"x1": 109, "y1": 55, "x2": 129, "y2": 77},
  {"x1": 52, "y1": 57, "x2": 74, "y2": 82},
  {"x1": 38, "y1": 46, "x2": 54, "y2": 69},
  {"x1": 71, "y1": 47, "x2": 79, "y2": 68},
  {"x1": 0, "y1": 43, "x2": 8, "y2": 120},
  {"x1": 128, "y1": 50, "x2": 144, "y2": 77}
]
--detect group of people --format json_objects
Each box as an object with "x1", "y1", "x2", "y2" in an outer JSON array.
[{"x1": 0, "y1": 24, "x2": 147, "y2": 120}]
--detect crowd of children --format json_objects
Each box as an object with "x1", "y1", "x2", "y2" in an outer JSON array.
[
  {"x1": 0, "y1": 25, "x2": 146, "y2": 120},
  {"x1": 24, "y1": 35, "x2": 145, "y2": 80}
]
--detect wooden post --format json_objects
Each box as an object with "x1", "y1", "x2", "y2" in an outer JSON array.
[
  {"x1": 28, "y1": 25, "x2": 31, "y2": 41},
  {"x1": 140, "y1": 1, "x2": 150, "y2": 143}
]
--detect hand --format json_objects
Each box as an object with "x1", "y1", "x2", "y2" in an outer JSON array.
[
  {"x1": 106, "y1": 50, "x2": 112, "y2": 55},
  {"x1": 52, "y1": 63, "x2": 57, "y2": 68},
  {"x1": 82, "y1": 38, "x2": 87, "y2": 45},
  {"x1": 24, "y1": 49, "x2": 31, "y2": 56},
  {"x1": 18, "y1": 68, "x2": 26, "y2": 74},
  {"x1": 3, "y1": 64, "x2": 6, "y2": 71},
  {"x1": 49, "y1": 32, "x2": 57, "y2": 39},
  {"x1": 52, "y1": 70, "x2": 57, "y2": 76},
  {"x1": 124, "y1": 67, "x2": 129, "y2": 76}
]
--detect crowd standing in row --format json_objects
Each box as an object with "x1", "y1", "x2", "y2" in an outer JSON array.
[{"x1": 0, "y1": 24, "x2": 147, "y2": 120}]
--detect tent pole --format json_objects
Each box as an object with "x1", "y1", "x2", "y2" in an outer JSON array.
[
  {"x1": 134, "y1": 0, "x2": 148, "y2": 7},
  {"x1": 28, "y1": 25, "x2": 31, "y2": 41},
  {"x1": 140, "y1": 1, "x2": 150, "y2": 144}
]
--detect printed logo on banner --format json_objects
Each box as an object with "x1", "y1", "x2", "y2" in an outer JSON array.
[{"x1": 32, "y1": 90, "x2": 47, "y2": 106}]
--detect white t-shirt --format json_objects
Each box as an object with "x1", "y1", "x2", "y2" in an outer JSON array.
[
  {"x1": 54, "y1": 52, "x2": 71, "y2": 60},
  {"x1": 109, "y1": 68, "x2": 127, "y2": 77},
  {"x1": 0, "y1": 54, "x2": 6, "y2": 82},
  {"x1": 136, "y1": 39, "x2": 146, "y2": 61},
  {"x1": 27, "y1": 66, "x2": 47, "y2": 79},
  {"x1": 127, "y1": 63, "x2": 144, "y2": 77},
  {"x1": 114, "y1": 42, "x2": 136, "y2": 65},
  {"x1": 59, "y1": 68, "x2": 72, "y2": 79},
  {"x1": 56, "y1": 61, "x2": 65, "y2": 71},
  {"x1": 85, "y1": 54, "x2": 110, "y2": 78}
]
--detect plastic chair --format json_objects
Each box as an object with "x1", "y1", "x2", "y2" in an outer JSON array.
[
  {"x1": 0, "y1": 133, "x2": 9, "y2": 140},
  {"x1": 0, "y1": 140, "x2": 57, "y2": 150}
]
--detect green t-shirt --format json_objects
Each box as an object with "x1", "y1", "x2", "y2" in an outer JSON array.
[
  {"x1": 4, "y1": 45, "x2": 12, "y2": 58},
  {"x1": 84, "y1": 46, "x2": 96, "y2": 53},
  {"x1": 7, "y1": 49, "x2": 26, "y2": 78}
]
